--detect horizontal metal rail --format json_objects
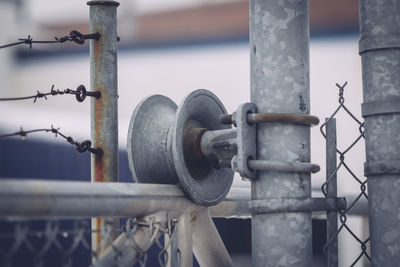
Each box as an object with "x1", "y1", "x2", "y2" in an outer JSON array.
[
  {"x1": 0, "y1": 179, "x2": 249, "y2": 219},
  {"x1": 0, "y1": 179, "x2": 367, "y2": 219}
]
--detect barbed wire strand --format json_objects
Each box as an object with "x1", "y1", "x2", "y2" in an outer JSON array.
[
  {"x1": 0, "y1": 126, "x2": 102, "y2": 155},
  {"x1": 0, "y1": 85, "x2": 100, "y2": 103},
  {"x1": 0, "y1": 30, "x2": 100, "y2": 49},
  {"x1": 320, "y1": 82, "x2": 370, "y2": 266}
]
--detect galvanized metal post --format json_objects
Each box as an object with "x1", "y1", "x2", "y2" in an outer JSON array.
[
  {"x1": 87, "y1": 0, "x2": 120, "y2": 254},
  {"x1": 359, "y1": 1, "x2": 400, "y2": 266},
  {"x1": 326, "y1": 119, "x2": 338, "y2": 267},
  {"x1": 250, "y1": 0, "x2": 312, "y2": 266}
]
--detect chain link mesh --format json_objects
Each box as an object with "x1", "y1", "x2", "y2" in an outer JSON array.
[
  {"x1": 320, "y1": 82, "x2": 370, "y2": 266},
  {"x1": 0, "y1": 217, "x2": 177, "y2": 267}
]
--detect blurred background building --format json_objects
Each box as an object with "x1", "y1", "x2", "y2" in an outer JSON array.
[{"x1": 0, "y1": 0, "x2": 368, "y2": 266}]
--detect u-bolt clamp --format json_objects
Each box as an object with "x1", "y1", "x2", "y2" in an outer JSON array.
[
  {"x1": 199, "y1": 103, "x2": 320, "y2": 180},
  {"x1": 127, "y1": 90, "x2": 321, "y2": 205}
]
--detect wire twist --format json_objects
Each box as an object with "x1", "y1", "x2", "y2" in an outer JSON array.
[
  {"x1": 0, "y1": 126, "x2": 102, "y2": 155},
  {"x1": 0, "y1": 30, "x2": 100, "y2": 49},
  {"x1": 0, "y1": 85, "x2": 100, "y2": 103}
]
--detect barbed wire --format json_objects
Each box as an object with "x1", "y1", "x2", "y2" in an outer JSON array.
[
  {"x1": 0, "y1": 125, "x2": 102, "y2": 155},
  {"x1": 320, "y1": 82, "x2": 370, "y2": 266},
  {"x1": 0, "y1": 30, "x2": 100, "y2": 49},
  {"x1": 0, "y1": 85, "x2": 100, "y2": 103}
]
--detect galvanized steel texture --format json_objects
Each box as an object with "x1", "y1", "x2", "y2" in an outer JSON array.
[
  {"x1": 249, "y1": 0, "x2": 312, "y2": 266},
  {"x1": 359, "y1": 0, "x2": 400, "y2": 266}
]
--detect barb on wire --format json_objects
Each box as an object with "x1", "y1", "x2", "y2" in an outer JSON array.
[
  {"x1": 320, "y1": 82, "x2": 370, "y2": 266},
  {"x1": 0, "y1": 30, "x2": 100, "y2": 49},
  {"x1": 0, "y1": 126, "x2": 102, "y2": 155},
  {"x1": 0, "y1": 85, "x2": 100, "y2": 103}
]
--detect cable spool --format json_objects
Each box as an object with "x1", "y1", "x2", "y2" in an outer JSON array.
[{"x1": 127, "y1": 89, "x2": 234, "y2": 206}]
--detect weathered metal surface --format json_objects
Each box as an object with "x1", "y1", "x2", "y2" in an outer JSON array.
[
  {"x1": 364, "y1": 160, "x2": 400, "y2": 175},
  {"x1": 250, "y1": 0, "x2": 312, "y2": 266},
  {"x1": 127, "y1": 89, "x2": 234, "y2": 206},
  {"x1": 235, "y1": 103, "x2": 257, "y2": 180},
  {"x1": 362, "y1": 99, "x2": 400, "y2": 117},
  {"x1": 359, "y1": 1, "x2": 400, "y2": 265},
  {"x1": 249, "y1": 197, "x2": 346, "y2": 214},
  {"x1": 200, "y1": 128, "x2": 237, "y2": 164},
  {"x1": 88, "y1": 0, "x2": 119, "y2": 253},
  {"x1": 0, "y1": 179, "x2": 369, "y2": 218},
  {"x1": 127, "y1": 95, "x2": 178, "y2": 184},
  {"x1": 247, "y1": 159, "x2": 319, "y2": 173},
  {"x1": 326, "y1": 119, "x2": 338, "y2": 267},
  {"x1": 176, "y1": 213, "x2": 194, "y2": 267},
  {"x1": 172, "y1": 89, "x2": 234, "y2": 206},
  {"x1": 221, "y1": 113, "x2": 319, "y2": 126},
  {"x1": 0, "y1": 179, "x2": 248, "y2": 219},
  {"x1": 192, "y1": 208, "x2": 234, "y2": 267}
]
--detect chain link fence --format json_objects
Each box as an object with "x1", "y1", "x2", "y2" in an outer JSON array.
[
  {"x1": 0, "y1": 217, "x2": 177, "y2": 267},
  {"x1": 320, "y1": 82, "x2": 370, "y2": 266}
]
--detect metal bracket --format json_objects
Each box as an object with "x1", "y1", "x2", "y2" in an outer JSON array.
[
  {"x1": 227, "y1": 103, "x2": 320, "y2": 180},
  {"x1": 364, "y1": 160, "x2": 400, "y2": 176},
  {"x1": 233, "y1": 103, "x2": 257, "y2": 180},
  {"x1": 362, "y1": 99, "x2": 400, "y2": 117},
  {"x1": 359, "y1": 34, "x2": 400, "y2": 54},
  {"x1": 249, "y1": 197, "x2": 347, "y2": 215}
]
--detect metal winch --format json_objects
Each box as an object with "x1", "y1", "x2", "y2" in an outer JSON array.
[{"x1": 127, "y1": 89, "x2": 320, "y2": 206}]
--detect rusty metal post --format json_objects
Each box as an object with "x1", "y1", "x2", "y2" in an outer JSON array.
[
  {"x1": 250, "y1": 0, "x2": 312, "y2": 266},
  {"x1": 87, "y1": 0, "x2": 120, "y2": 255},
  {"x1": 359, "y1": 1, "x2": 400, "y2": 266}
]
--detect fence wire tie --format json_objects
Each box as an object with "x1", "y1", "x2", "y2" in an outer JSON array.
[
  {"x1": 156, "y1": 219, "x2": 178, "y2": 267},
  {"x1": 0, "y1": 85, "x2": 101, "y2": 103},
  {"x1": 0, "y1": 125, "x2": 103, "y2": 155},
  {"x1": 0, "y1": 30, "x2": 100, "y2": 49}
]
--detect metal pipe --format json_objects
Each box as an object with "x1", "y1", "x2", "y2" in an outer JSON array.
[
  {"x1": 220, "y1": 113, "x2": 319, "y2": 126},
  {"x1": 88, "y1": 0, "x2": 120, "y2": 252},
  {"x1": 247, "y1": 159, "x2": 320, "y2": 173},
  {"x1": 325, "y1": 119, "x2": 338, "y2": 267},
  {"x1": 0, "y1": 179, "x2": 370, "y2": 218},
  {"x1": 192, "y1": 208, "x2": 234, "y2": 267},
  {"x1": 0, "y1": 179, "x2": 248, "y2": 219},
  {"x1": 176, "y1": 213, "x2": 193, "y2": 267},
  {"x1": 200, "y1": 128, "x2": 237, "y2": 159},
  {"x1": 359, "y1": 1, "x2": 400, "y2": 265},
  {"x1": 250, "y1": 0, "x2": 312, "y2": 266}
]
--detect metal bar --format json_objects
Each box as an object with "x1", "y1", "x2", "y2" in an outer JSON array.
[
  {"x1": 326, "y1": 119, "x2": 338, "y2": 267},
  {"x1": 88, "y1": 0, "x2": 120, "y2": 253},
  {"x1": 165, "y1": 221, "x2": 179, "y2": 267},
  {"x1": 249, "y1": 197, "x2": 346, "y2": 214},
  {"x1": 220, "y1": 113, "x2": 319, "y2": 126},
  {"x1": 176, "y1": 213, "x2": 193, "y2": 267},
  {"x1": 94, "y1": 213, "x2": 167, "y2": 267},
  {"x1": 0, "y1": 180, "x2": 248, "y2": 219},
  {"x1": 192, "y1": 208, "x2": 234, "y2": 267},
  {"x1": 247, "y1": 159, "x2": 320, "y2": 173},
  {"x1": 250, "y1": 0, "x2": 312, "y2": 266},
  {"x1": 0, "y1": 179, "x2": 369, "y2": 218},
  {"x1": 359, "y1": 1, "x2": 400, "y2": 266}
]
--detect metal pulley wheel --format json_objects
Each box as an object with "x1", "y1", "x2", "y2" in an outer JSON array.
[{"x1": 127, "y1": 89, "x2": 234, "y2": 206}]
